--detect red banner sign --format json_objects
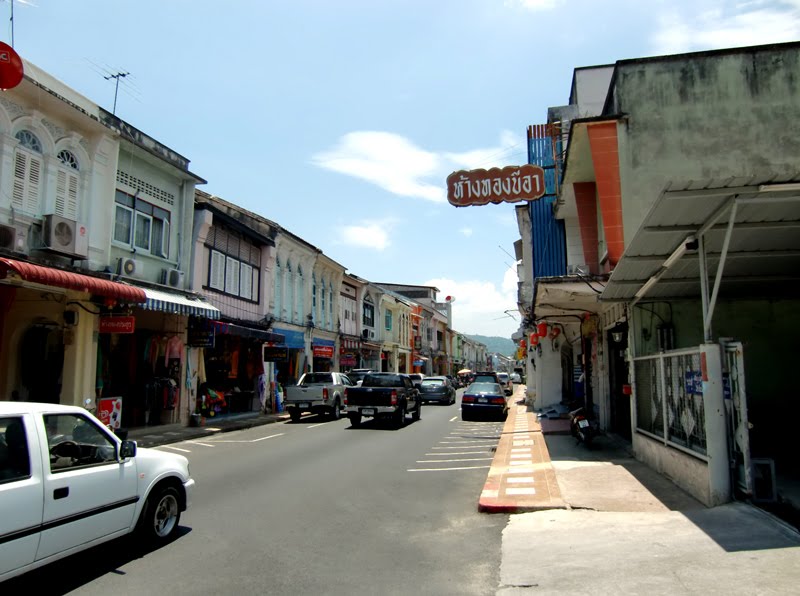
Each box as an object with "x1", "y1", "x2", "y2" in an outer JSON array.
[
  {"x1": 447, "y1": 164, "x2": 546, "y2": 207},
  {"x1": 313, "y1": 345, "x2": 334, "y2": 359},
  {"x1": 99, "y1": 316, "x2": 135, "y2": 334}
]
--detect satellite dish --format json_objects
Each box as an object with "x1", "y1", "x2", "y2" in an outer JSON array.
[{"x1": 0, "y1": 42, "x2": 23, "y2": 91}]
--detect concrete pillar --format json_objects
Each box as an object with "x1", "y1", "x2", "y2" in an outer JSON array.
[{"x1": 701, "y1": 342, "x2": 731, "y2": 505}]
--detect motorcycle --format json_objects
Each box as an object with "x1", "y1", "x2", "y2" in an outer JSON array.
[{"x1": 569, "y1": 407, "x2": 597, "y2": 446}]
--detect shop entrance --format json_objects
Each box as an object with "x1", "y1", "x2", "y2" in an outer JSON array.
[{"x1": 19, "y1": 323, "x2": 64, "y2": 403}]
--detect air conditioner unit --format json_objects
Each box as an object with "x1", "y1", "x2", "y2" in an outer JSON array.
[
  {"x1": 118, "y1": 257, "x2": 139, "y2": 277},
  {"x1": 0, "y1": 223, "x2": 27, "y2": 253},
  {"x1": 43, "y1": 214, "x2": 88, "y2": 258},
  {"x1": 361, "y1": 329, "x2": 369, "y2": 339},
  {"x1": 567, "y1": 264, "x2": 589, "y2": 276},
  {"x1": 369, "y1": 330, "x2": 376, "y2": 339},
  {"x1": 161, "y1": 268, "x2": 185, "y2": 288}
]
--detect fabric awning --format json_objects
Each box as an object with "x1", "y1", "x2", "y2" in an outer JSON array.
[
  {"x1": 0, "y1": 257, "x2": 146, "y2": 303},
  {"x1": 140, "y1": 286, "x2": 220, "y2": 319},
  {"x1": 211, "y1": 320, "x2": 284, "y2": 343}
]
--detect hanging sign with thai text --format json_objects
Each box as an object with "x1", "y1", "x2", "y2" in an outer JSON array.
[
  {"x1": 99, "y1": 316, "x2": 135, "y2": 334},
  {"x1": 447, "y1": 164, "x2": 546, "y2": 207}
]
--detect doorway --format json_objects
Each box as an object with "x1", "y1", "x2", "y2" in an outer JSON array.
[
  {"x1": 20, "y1": 324, "x2": 64, "y2": 403},
  {"x1": 608, "y1": 330, "x2": 631, "y2": 441}
]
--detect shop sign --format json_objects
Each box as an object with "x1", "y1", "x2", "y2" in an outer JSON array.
[
  {"x1": 341, "y1": 354, "x2": 356, "y2": 366},
  {"x1": 99, "y1": 316, "x2": 135, "y2": 334},
  {"x1": 187, "y1": 320, "x2": 215, "y2": 347},
  {"x1": 263, "y1": 346, "x2": 289, "y2": 362},
  {"x1": 447, "y1": 164, "x2": 545, "y2": 207},
  {"x1": 313, "y1": 344, "x2": 334, "y2": 359}
]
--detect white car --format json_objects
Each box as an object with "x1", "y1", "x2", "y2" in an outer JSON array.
[
  {"x1": 0, "y1": 402, "x2": 194, "y2": 582},
  {"x1": 496, "y1": 372, "x2": 513, "y2": 396},
  {"x1": 510, "y1": 372, "x2": 522, "y2": 384}
]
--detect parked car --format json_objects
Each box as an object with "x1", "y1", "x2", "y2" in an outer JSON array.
[
  {"x1": 472, "y1": 371, "x2": 500, "y2": 384},
  {"x1": 408, "y1": 373, "x2": 425, "y2": 390},
  {"x1": 496, "y1": 372, "x2": 513, "y2": 396},
  {"x1": 0, "y1": 402, "x2": 194, "y2": 582},
  {"x1": 461, "y1": 382, "x2": 508, "y2": 421},
  {"x1": 510, "y1": 372, "x2": 522, "y2": 384},
  {"x1": 419, "y1": 376, "x2": 456, "y2": 405},
  {"x1": 347, "y1": 369, "x2": 374, "y2": 387},
  {"x1": 283, "y1": 372, "x2": 353, "y2": 421}
]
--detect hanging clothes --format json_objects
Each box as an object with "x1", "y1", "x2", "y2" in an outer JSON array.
[{"x1": 164, "y1": 335, "x2": 183, "y2": 366}]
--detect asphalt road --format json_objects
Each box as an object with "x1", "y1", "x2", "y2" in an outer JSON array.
[{"x1": 9, "y1": 393, "x2": 510, "y2": 595}]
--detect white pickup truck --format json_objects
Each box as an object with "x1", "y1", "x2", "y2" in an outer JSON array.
[
  {"x1": 0, "y1": 402, "x2": 194, "y2": 582},
  {"x1": 283, "y1": 372, "x2": 354, "y2": 422}
]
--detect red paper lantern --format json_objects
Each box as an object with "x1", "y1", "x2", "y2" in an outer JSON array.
[
  {"x1": 536, "y1": 321, "x2": 548, "y2": 337},
  {"x1": 529, "y1": 334, "x2": 539, "y2": 346},
  {"x1": 549, "y1": 326, "x2": 562, "y2": 339}
]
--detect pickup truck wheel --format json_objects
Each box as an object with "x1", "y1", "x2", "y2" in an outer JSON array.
[
  {"x1": 348, "y1": 413, "x2": 361, "y2": 427},
  {"x1": 137, "y1": 485, "x2": 181, "y2": 544},
  {"x1": 330, "y1": 399, "x2": 341, "y2": 420},
  {"x1": 394, "y1": 405, "x2": 406, "y2": 428},
  {"x1": 412, "y1": 402, "x2": 421, "y2": 422},
  {"x1": 289, "y1": 408, "x2": 301, "y2": 422}
]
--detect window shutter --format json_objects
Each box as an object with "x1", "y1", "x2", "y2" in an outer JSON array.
[
  {"x1": 240, "y1": 263, "x2": 253, "y2": 300},
  {"x1": 225, "y1": 256, "x2": 240, "y2": 295},
  {"x1": 12, "y1": 151, "x2": 42, "y2": 216},
  {"x1": 210, "y1": 250, "x2": 225, "y2": 290},
  {"x1": 55, "y1": 169, "x2": 79, "y2": 219}
]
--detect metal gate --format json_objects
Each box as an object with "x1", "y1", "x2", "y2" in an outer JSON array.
[{"x1": 722, "y1": 340, "x2": 752, "y2": 498}]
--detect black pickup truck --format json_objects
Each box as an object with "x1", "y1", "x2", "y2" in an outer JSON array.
[{"x1": 343, "y1": 372, "x2": 421, "y2": 428}]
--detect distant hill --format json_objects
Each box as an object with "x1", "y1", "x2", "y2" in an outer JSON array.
[{"x1": 466, "y1": 334, "x2": 516, "y2": 357}]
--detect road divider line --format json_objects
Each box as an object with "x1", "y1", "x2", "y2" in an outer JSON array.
[
  {"x1": 159, "y1": 445, "x2": 191, "y2": 453},
  {"x1": 252, "y1": 433, "x2": 285, "y2": 442},
  {"x1": 408, "y1": 465, "x2": 491, "y2": 472}
]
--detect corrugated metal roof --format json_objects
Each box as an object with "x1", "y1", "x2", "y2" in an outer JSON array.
[{"x1": 602, "y1": 178, "x2": 800, "y2": 302}]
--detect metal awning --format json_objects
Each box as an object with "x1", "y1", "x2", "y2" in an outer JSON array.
[
  {"x1": 533, "y1": 276, "x2": 607, "y2": 323},
  {"x1": 139, "y1": 286, "x2": 220, "y2": 319},
  {"x1": 602, "y1": 178, "x2": 800, "y2": 338},
  {"x1": 0, "y1": 257, "x2": 146, "y2": 303}
]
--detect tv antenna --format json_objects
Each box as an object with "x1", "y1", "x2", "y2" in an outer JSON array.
[
  {"x1": 4, "y1": 0, "x2": 38, "y2": 48},
  {"x1": 104, "y1": 71, "x2": 129, "y2": 115}
]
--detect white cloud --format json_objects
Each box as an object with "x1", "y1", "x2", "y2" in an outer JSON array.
[
  {"x1": 652, "y1": 1, "x2": 800, "y2": 54},
  {"x1": 504, "y1": 0, "x2": 564, "y2": 10},
  {"x1": 460, "y1": 227, "x2": 473, "y2": 237},
  {"x1": 312, "y1": 130, "x2": 524, "y2": 203},
  {"x1": 340, "y1": 221, "x2": 393, "y2": 250},
  {"x1": 425, "y1": 273, "x2": 519, "y2": 337}
]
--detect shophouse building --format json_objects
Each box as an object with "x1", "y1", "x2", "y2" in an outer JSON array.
[{"x1": 516, "y1": 42, "x2": 800, "y2": 506}]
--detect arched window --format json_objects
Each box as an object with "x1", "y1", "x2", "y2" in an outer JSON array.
[
  {"x1": 13, "y1": 129, "x2": 43, "y2": 216},
  {"x1": 273, "y1": 258, "x2": 283, "y2": 319},
  {"x1": 286, "y1": 260, "x2": 295, "y2": 323},
  {"x1": 329, "y1": 282, "x2": 334, "y2": 331},
  {"x1": 312, "y1": 274, "x2": 317, "y2": 326},
  {"x1": 297, "y1": 265, "x2": 305, "y2": 326},
  {"x1": 55, "y1": 150, "x2": 80, "y2": 220},
  {"x1": 320, "y1": 278, "x2": 327, "y2": 329}
]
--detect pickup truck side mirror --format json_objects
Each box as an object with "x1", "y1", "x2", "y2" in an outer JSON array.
[{"x1": 119, "y1": 440, "x2": 137, "y2": 459}]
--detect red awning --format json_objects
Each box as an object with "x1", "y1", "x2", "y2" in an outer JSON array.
[{"x1": 0, "y1": 258, "x2": 146, "y2": 303}]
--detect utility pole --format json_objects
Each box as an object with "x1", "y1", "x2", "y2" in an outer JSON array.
[{"x1": 104, "y1": 71, "x2": 129, "y2": 115}]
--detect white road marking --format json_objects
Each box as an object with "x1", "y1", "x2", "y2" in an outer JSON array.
[
  {"x1": 432, "y1": 445, "x2": 497, "y2": 449},
  {"x1": 408, "y1": 465, "x2": 491, "y2": 472},
  {"x1": 159, "y1": 445, "x2": 191, "y2": 453},
  {"x1": 252, "y1": 433, "x2": 285, "y2": 442},
  {"x1": 426, "y1": 451, "x2": 489, "y2": 456},
  {"x1": 505, "y1": 487, "x2": 537, "y2": 495},
  {"x1": 188, "y1": 441, "x2": 216, "y2": 447},
  {"x1": 416, "y1": 457, "x2": 493, "y2": 463},
  {"x1": 306, "y1": 423, "x2": 327, "y2": 429},
  {"x1": 506, "y1": 476, "x2": 535, "y2": 483},
  {"x1": 449, "y1": 416, "x2": 459, "y2": 422}
]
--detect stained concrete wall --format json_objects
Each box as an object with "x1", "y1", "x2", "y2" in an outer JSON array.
[{"x1": 609, "y1": 44, "x2": 800, "y2": 239}]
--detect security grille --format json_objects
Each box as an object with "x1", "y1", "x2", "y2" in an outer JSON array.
[{"x1": 634, "y1": 348, "x2": 707, "y2": 458}]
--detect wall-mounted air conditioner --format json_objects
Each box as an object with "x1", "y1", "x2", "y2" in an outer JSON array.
[
  {"x1": 0, "y1": 223, "x2": 27, "y2": 253},
  {"x1": 161, "y1": 267, "x2": 184, "y2": 288},
  {"x1": 43, "y1": 214, "x2": 88, "y2": 258},
  {"x1": 118, "y1": 257, "x2": 139, "y2": 277},
  {"x1": 369, "y1": 330, "x2": 376, "y2": 339}
]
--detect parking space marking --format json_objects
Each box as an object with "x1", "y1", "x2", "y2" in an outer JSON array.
[
  {"x1": 159, "y1": 445, "x2": 191, "y2": 453},
  {"x1": 408, "y1": 465, "x2": 491, "y2": 472},
  {"x1": 416, "y1": 457, "x2": 494, "y2": 463}
]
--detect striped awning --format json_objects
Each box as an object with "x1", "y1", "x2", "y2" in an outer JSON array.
[
  {"x1": 140, "y1": 287, "x2": 220, "y2": 319},
  {"x1": 0, "y1": 257, "x2": 146, "y2": 303}
]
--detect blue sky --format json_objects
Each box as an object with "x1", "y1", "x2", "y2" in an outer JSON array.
[{"x1": 8, "y1": 0, "x2": 799, "y2": 337}]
